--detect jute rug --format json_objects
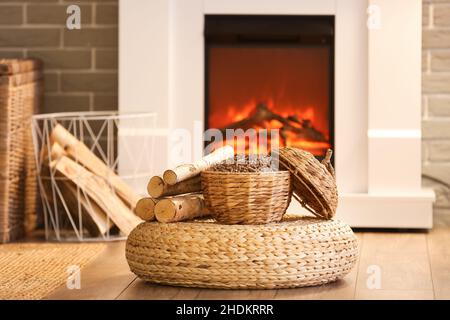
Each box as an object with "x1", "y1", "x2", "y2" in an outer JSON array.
[{"x1": 0, "y1": 242, "x2": 105, "y2": 300}]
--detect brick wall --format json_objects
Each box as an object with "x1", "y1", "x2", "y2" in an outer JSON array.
[
  {"x1": 0, "y1": 0, "x2": 118, "y2": 113},
  {"x1": 422, "y1": 0, "x2": 450, "y2": 224}
]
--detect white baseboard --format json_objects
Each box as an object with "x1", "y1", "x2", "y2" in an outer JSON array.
[{"x1": 286, "y1": 189, "x2": 435, "y2": 229}]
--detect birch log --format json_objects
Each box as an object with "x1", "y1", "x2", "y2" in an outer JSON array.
[
  {"x1": 134, "y1": 197, "x2": 157, "y2": 221},
  {"x1": 50, "y1": 124, "x2": 140, "y2": 208},
  {"x1": 51, "y1": 156, "x2": 142, "y2": 235},
  {"x1": 155, "y1": 194, "x2": 210, "y2": 223},
  {"x1": 147, "y1": 175, "x2": 201, "y2": 198},
  {"x1": 163, "y1": 145, "x2": 234, "y2": 185},
  {"x1": 57, "y1": 180, "x2": 113, "y2": 237}
]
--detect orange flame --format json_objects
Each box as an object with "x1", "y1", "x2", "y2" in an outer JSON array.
[
  {"x1": 207, "y1": 46, "x2": 332, "y2": 157},
  {"x1": 209, "y1": 100, "x2": 330, "y2": 156}
]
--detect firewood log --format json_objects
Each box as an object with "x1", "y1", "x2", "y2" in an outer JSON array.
[
  {"x1": 38, "y1": 141, "x2": 65, "y2": 169},
  {"x1": 154, "y1": 194, "x2": 210, "y2": 223},
  {"x1": 57, "y1": 180, "x2": 113, "y2": 237},
  {"x1": 147, "y1": 175, "x2": 201, "y2": 198},
  {"x1": 51, "y1": 155, "x2": 143, "y2": 235},
  {"x1": 134, "y1": 197, "x2": 157, "y2": 221},
  {"x1": 40, "y1": 143, "x2": 114, "y2": 236},
  {"x1": 50, "y1": 142, "x2": 66, "y2": 159},
  {"x1": 50, "y1": 124, "x2": 140, "y2": 208},
  {"x1": 40, "y1": 166, "x2": 112, "y2": 237},
  {"x1": 163, "y1": 145, "x2": 234, "y2": 185},
  {"x1": 216, "y1": 103, "x2": 327, "y2": 146}
]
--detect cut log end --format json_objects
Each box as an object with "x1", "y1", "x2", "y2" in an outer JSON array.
[
  {"x1": 147, "y1": 175, "x2": 202, "y2": 198},
  {"x1": 163, "y1": 170, "x2": 177, "y2": 185},
  {"x1": 50, "y1": 123, "x2": 78, "y2": 148},
  {"x1": 147, "y1": 176, "x2": 165, "y2": 198},
  {"x1": 154, "y1": 199, "x2": 176, "y2": 223},
  {"x1": 134, "y1": 198, "x2": 156, "y2": 221}
]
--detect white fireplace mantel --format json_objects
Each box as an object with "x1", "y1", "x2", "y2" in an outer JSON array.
[{"x1": 119, "y1": 0, "x2": 434, "y2": 228}]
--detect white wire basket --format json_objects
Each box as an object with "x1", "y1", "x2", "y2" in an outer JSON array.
[{"x1": 31, "y1": 111, "x2": 157, "y2": 242}]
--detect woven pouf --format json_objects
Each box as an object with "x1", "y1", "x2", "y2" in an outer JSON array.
[{"x1": 126, "y1": 216, "x2": 359, "y2": 289}]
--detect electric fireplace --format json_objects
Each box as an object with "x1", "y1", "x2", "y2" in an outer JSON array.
[
  {"x1": 121, "y1": 0, "x2": 434, "y2": 229},
  {"x1": 205, "y1": 15, "x2": 334, "y2": 157}
]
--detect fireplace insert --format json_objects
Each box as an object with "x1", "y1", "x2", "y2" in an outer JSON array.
[{"x1": 204, "y1": 15, "x2": 334, "y2": 158}]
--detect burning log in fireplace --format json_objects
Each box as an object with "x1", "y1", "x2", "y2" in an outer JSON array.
[{"x1": 217, "y1": 102, "x2": 327, "y2": 147}]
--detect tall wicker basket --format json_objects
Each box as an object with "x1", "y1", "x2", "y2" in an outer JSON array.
[{"x1": 0, "y1": 59, "x2": 42, "y2": 243}]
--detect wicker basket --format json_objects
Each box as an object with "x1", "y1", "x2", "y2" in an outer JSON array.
[
  {"x1": 201, "y1": 170, "x2": 291, "y2": 224},
  {"x1": 0, "y1": 59, "x2": 42, "y2": 243},
  {"x1": 126, "y1": 216, "x2": 359, "y2": 289}
]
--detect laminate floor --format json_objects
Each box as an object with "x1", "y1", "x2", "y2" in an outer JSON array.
[{"x1": 46, "y1": 227, "x2": 450, "y2": 300}]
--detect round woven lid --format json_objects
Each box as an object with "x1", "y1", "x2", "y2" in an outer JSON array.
[{"x1": 274, "y1": 147, "x2": 338, "y2": 219}]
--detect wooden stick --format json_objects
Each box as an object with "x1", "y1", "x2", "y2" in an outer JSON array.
[
  {"x1": 50, "y1": 123, "x2": 140, "y2": 208},
  {"x1": 38, "y1": 141, "x2": 65, "y2": 170},
  {"x1": 134, "y1": 197, "x2": 157, "y2": 221},
  {"x1": 147, "y1": 175, "x2": 201, "y2": 198},
  {"x1": 51, "y1": 142, "x2": 67, "y2": 158},
  {"x1": 163, "y1": 145, "x2": 234, "y2": 185},
  {"x1": 40, "y1": 170, "x2": 111, "y2": 237},
  {"x1": 155, "y1": 194, "x2": 210, "y2": 223},
  {"x1": 41, "y1": 143, "x2": 114, "y2": 236},
  {"x1": 57, "y1": 180, "x2": 113, "y2": 237},
  {"x1": 51, "y1": 155, "x2": 143, "y2": 235}
]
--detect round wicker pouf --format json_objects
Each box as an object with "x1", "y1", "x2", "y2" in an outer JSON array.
[{"x1": 126, "y1": 216, "x2": 359, "y2": 289}]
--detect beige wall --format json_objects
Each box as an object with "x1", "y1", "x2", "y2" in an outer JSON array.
[
  {"x1": 422, "y1": 0, "x2": 450, "y2": 223},
  {"x1": 0, "y1": 0, "x2": 118, "y2": 113}
]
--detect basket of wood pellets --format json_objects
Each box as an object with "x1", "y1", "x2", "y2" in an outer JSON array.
[{"x1": 201, "y1": 155, "x2": 292, "y2": 224}]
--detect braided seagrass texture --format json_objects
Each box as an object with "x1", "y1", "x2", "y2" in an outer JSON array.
[
  {"x1": 276, "y1": 148, "x2": 338, "y2": 219},
  {"x1": 0, "y1": 59, "x2": 42, "y2": 243},
  {"x1": 126, "y1": 216, "x2": 358, "y2": 289},
  {"x1": 201, "y1": 171, "x2": 291, "y2": 224}
]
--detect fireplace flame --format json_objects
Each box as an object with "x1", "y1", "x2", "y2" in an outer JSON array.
[
  {"x1": 208, "y1": 100, "x2": 331, "y2": 156},
  {"x1": 207, "y1": 46, "x2": 332, "y2": 157}
]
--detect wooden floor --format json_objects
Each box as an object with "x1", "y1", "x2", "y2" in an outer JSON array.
[{"x1": 46, "y1": 227, "x2": 450, "y2": 300}]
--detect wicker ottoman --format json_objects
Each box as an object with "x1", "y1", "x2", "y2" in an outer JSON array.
[{"x1": 125, "y1": 216, "x2": 358, "y2": 289}]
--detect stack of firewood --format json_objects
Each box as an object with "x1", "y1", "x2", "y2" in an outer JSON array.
[
  {"x1": 135, "y1": 145, "x2": 234, "y2": 223},
  {"x1": 42, "y1": 124, "x2": 142, "y2": 236}
]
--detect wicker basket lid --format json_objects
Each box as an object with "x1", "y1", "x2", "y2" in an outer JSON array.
[{"x1": 274, "y1": 147, "x2": 338, "y2": 219}]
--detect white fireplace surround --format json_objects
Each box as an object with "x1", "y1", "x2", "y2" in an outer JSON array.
[{"x1": 119, "y1": 0, "x2": 435, "y2": 228}]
